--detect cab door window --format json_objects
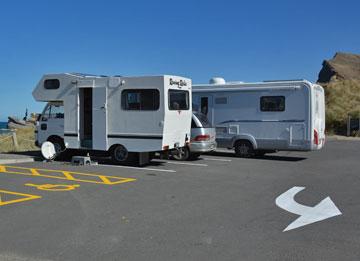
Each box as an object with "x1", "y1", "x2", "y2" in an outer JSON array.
[{"x1": 42, "y1": 104, "x2": 64, "y2": 121}]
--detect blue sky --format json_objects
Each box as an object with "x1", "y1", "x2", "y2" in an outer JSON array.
[{"x1": 0, "y1": 0, "x2": 359, "y2": 121}]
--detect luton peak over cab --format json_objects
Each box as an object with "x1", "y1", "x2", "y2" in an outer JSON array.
[
  {"x1": 192, "y1": 77, "x2": 325, "y2": 157},
  {"x1": 32, "y1": 73, "x2": 192, "y2": 165}
]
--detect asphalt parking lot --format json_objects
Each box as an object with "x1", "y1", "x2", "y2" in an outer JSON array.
[{"x1": 0, "y1": 140, "x2": 359, "y2": 261}]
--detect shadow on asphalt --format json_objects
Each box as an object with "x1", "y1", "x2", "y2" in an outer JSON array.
[
  {"x1": 8, "y1": 149, "x2": 307, "y2": 164},
  {"x1": 205, "y1": 151, "x2": 307, "y2": 162}
]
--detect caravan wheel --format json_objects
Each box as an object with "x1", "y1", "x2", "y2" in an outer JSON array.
[
  {"x1": 234, "y1": 140, "x2": 254, "y2": 158},
  {"x1": 112, "y1": 145, "x2": 129, "y2": 163}
]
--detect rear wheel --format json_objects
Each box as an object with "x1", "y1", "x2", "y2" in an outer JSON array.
[
  {"x1": 173, "y1": 147, "x2": 190, "y2": 161},
  {"x1": 234, "y1": 140, "x2": 254, "y2": 158},
  {"x1": 111, "y1": 145, "x2": 129, "y2": 164}
]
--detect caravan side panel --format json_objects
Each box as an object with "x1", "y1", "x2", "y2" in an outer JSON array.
[
  {"x1": 193, "y1": 83, "x2": 313, "y2": 151},
  {"x1": 106, "y1": 76, "x2": 165, "y2": 152}
]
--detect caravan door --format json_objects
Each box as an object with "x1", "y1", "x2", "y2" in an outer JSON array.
[{"x1": 92, "y1": 87, "x2": 108, "y2": 150}]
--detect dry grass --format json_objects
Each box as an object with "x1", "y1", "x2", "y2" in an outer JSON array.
[
  {"x1": 0, "y1": 127, "x2": 39, "y2": 153},
  {"x1": 323, "y1": 79, "x2": 360, "y2": 134}
]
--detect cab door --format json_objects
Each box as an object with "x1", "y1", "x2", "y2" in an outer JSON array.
[{"x1": 37, "y1": 103, "x2": 64, "y2": 144}]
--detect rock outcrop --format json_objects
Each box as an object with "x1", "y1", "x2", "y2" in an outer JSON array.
[{"x1": 318, "y1": 52, "x2": 360, "y2": 83}]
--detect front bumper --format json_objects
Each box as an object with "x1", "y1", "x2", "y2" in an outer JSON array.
[{"x1": 189, "y1": 141, "x2": 217, "y2": 153}]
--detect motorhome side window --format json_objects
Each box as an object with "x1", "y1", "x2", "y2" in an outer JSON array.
[
  {"x1": 122, "y1": 89, "x2": 160, "y2": 111},
  {"x1": 44, "y1": 79, "x2": 60, "y2": 89},
  {"x1": 42, "y1": 103, "x2": 64, "y2": 120},
  {"x1": 260, "y1": 96, "x2": 285, "y2": 112},
  {"x1": 168, "y1": 90, "x2": 189, "y2": 110}
]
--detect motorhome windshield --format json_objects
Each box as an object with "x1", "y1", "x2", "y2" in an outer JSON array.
[{"x1": 168, "y1": 90, "x2": 189, "y2": 110}]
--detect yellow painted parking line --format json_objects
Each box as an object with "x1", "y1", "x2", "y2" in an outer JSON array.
[
  {"x1": 0, "y1": 189, "x2": 41, "y2": 207},
  {"x1": 25, "y1": 183, "x2": 80, "y2": 191},
  {"x1": 0, "y1": 165, "x2": 136, "y2": 185}
]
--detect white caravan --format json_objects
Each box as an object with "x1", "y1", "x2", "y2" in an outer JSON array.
[
  {"x1": 192, "y1": 78, "x2": 325, "y2": 157},
  {"x1": 33, "y1": 73, "x2": 192, "y2": 164}
]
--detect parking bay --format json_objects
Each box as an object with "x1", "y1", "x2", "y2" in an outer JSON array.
[{"x1": 0, "y1": 140, "x2": 359, "y2": 261}]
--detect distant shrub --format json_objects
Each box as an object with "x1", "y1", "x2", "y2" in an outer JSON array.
[{"x1": 322, "y1": 80, "x2": 360, "y2": 135}]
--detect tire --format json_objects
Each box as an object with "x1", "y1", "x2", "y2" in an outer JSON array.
[
  {"x1": 111, "y1": 145, "x2": 129, "y2": 164},
  {"x1": 173, "y1": 147, "x2": 190, "y2": 161},
  {"x1": 234, "y1": 140, "x2": 254, "y2": 158}
]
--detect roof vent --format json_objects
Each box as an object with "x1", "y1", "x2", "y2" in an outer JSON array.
[{"x1": 209, "y1": 77, "x2": 226, "y2": 85}]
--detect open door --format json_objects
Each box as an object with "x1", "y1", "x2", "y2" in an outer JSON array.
[
  {"x1": 199, "y1": 95, "x2": 214, "y2": 125},
  {"x1": 92, "y1": 87, "x2": 108, "y2": 150}
]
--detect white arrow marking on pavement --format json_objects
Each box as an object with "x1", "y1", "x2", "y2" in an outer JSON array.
[{"x1": 275, "y1": 186, "x2": 342, "y2": 232}]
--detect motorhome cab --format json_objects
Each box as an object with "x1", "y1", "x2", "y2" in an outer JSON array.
[
  {"x1": 192, "y1": 78, "x2": 325, "y2": 157},
  {"x1": 33, "y1": 73, "x2": 192, "y2": 164}
]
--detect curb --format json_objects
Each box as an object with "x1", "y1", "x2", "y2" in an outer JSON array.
[{"x1": 0, "y1": 158, "x2": 35, "y2": 164}]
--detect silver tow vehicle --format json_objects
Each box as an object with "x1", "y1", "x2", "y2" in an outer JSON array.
[{"x1": 173, "y1": 112, "x2": 216, "y2": 160}]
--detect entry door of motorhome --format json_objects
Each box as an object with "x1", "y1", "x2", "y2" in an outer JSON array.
[
  {"x1": 92, "y1": 87, "x2": 108, "y2": 150},
  {"x1": 199, "y1": 95, "x2": 214, "y2": 124}
]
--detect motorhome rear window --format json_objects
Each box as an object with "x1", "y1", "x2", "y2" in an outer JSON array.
[
  {"x1": 169, "y1": 90, "x2": 189, "y2": 110},
  {"x1": 44, "y1": 79, "x2": 60, "y2": 89},
  {"x1": 260, "y1": 96, "x2": 285, "y2": 112},
  {"x1": 121, "y1": 89, "x2": 160, "y2": 111}
]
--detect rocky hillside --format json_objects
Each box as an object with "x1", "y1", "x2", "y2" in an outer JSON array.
[
  {"x1": 318, "y1": 52, "x2": 360, "y2": 83},
  {"x1": 318, "y1": 52, "x2": 360, "y2": 135}
]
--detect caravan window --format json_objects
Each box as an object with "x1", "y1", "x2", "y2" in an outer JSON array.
[
  {"x1": 169, "y1": 90, "x2": 189, "y2": 110},
  {"x1": 260, "y1": 96, "x2": 285, "y2": 112},
  {"x1": 44, "y1": 79, "x2": 60, "y2": 89},
  {"x1": 122, "y1": 89, "x2": 160, "y2": 111}
]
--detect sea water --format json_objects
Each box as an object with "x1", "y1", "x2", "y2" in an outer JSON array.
[{"x1": 0, "y1": 122, "x2": 10, "y2": 135}]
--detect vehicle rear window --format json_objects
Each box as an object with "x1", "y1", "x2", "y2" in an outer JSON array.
[
  {"x1": 169, "y1": 90, "x2": 189, "y2": 110},
  {"x1": 122, "y1": 89, "x2": 160, "y2": 111},
  {"x1": 260, "y1": 96, "x2": 285, "y2": 112},
  {"x1": 194, "y1": 113, "x2": 212, "y2": 128}
]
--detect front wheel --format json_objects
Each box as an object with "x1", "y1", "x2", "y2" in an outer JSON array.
[
  {"x1": 234, "y1": 140, "x2": 254, "y2": 158},
  {"x1": 173, "y1": 147, "x2": 190, "y2": 161}
]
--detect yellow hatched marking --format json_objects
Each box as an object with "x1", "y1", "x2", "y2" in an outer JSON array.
[
  {"x1": 62, "y1": 171, "x2": 76, "y2": 181},
  {"x1": 0, "y1": 165, "x2": 136, "y2": 185},
  {"x1": 0, "y1": 189, "x2": 41, "y2": 206},
  {"x1": 30, "y1": 168, "x2": 40, "y2": 176}
]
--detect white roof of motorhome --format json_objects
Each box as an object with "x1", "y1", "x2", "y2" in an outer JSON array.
[{"x1": 192, "y1": 78, "x2": 316, "y2": 92}]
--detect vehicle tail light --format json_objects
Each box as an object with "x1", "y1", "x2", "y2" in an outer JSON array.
[
  {"x1": 193, "y1": 134, "x2": 210, "y2": 142},
  {"x1": 314, "y1": 129, "x2": 319, "y2": 145}
]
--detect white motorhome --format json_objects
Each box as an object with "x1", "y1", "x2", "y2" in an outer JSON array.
[
  {"x1": 33, "y1": 73, "x2": 192, "y2": 164},
  {"x1": 192, "y1": 78, "x2": 325, "y2": 157}
]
